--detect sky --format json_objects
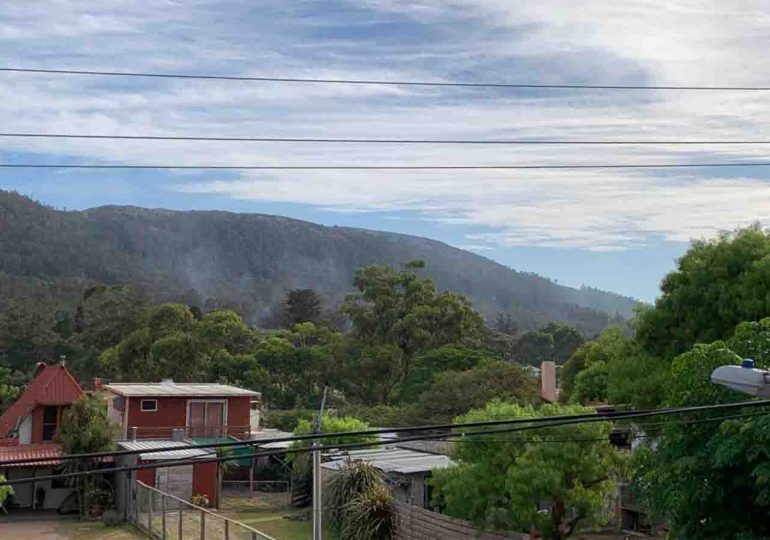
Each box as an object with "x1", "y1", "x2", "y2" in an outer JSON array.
[{"x1": 2, "y1": 1, "x2": 770, "y2": 303}]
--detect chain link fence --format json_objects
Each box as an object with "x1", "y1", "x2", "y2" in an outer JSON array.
[{"x1": 130, "y1": 481, "x2": 276, "y2": 540}]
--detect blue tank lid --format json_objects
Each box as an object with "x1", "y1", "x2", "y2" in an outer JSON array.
[{"x1": 742, "y1": 358, "x2": 755, "y2": 369}]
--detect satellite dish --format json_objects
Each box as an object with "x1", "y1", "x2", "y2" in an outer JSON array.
[{"x1": 710, "y1": 359, "x2": 770, "y2": 397}]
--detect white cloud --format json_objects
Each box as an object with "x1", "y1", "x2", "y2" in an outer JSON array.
[{"x1": 2, "y1": 1, "x2": 770, "y2": 250}]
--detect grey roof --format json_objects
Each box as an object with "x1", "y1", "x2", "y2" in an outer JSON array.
[
  {"x1": 250, "y1": 429, "x2": 294, "y2": 449},
  {"x1": 393, "y1": 439, "x2": 454, "y2": 456},
  {"x1": 322, "y1": 447, "x2": 453, "y2": 475},
  {"x1": 105, "y1": 382, "x2": 260, "y2": 397},
  {"x1": 118, "y1": 439, "x2": 212, "y2": 461}
]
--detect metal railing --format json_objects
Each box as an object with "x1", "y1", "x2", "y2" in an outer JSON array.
[
  {"x1": 126, "y1": 425, "x2": 252, "y2": 440},
  {"x1": 130, "y1": 481, "x2": 275, "y2": 540}
]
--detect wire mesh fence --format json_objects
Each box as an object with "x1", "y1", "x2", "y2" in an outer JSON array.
[{"x1": 130, "y1": 480, "x2": 276, "y2": 540}]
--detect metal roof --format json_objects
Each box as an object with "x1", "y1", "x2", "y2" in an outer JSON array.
[
  {"x1": 322, "y1": 447, "x2": 453, "y2": 475},
  {"x1": 0, "y1": 443, "x2": 63, "y2": 468},
  {"x1": 104, "y1": 382, "x2": 260, "y2": 397},
  {"x1": 250, "y1": 429, "x2": 294, "y2": 449},
  {"x1": 117, "y1": 439, "x2": 213, "y2": 461}
]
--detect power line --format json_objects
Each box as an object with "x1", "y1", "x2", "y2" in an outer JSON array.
[
  {"x1": 3, "y1": 132, "x2": 770, "y2": 146},
  {"x1": 1, "y1": 398, "x2": 768, "y2": 469},
  {"x1": 2, "y1": 67, "x2": 770, "y2": 91},
  {"x1": 2, "y1": 405, "x2": 767, "y2": 487},
  {"x1": 2, "y1": 162, "x2": 770, "y2": 171}
]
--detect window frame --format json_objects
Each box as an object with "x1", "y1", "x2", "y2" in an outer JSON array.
[{"x1": 140, "y1": 399, "x2": 158, "y2": 412}]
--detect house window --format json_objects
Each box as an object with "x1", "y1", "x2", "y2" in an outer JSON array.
[
  {"x1": 42, "y1": 406, "x2": 58, "y2": 442},
  {"x1": 141, "y1": 399, "x2": 158, "y2": 412}
]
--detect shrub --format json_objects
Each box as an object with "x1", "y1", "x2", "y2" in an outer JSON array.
[
  {"x1": 342, "y1": 483, "x2": 395, "y2": 540},
  {"x1": 102, "y1": 509, "x2": 123, "y2": 527},
  {"x1": 192, "y1": 493, "x2": 210, "y2": 507}
]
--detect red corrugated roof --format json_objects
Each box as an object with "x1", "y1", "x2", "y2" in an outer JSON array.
[
  {"x1": 0, "y1": 443, "x2": 63, "y2": 467},
  {"x1": 0, "y1": 363, "x2": 83, "y2": 439}
]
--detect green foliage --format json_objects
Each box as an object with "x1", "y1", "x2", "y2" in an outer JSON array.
[
  {"x1": 341, "y1": 262, "x2": 485, "y2": 364},
  {"x1": 512, "y1": 323, "x2": 585, "y2": 367},
  {"x1": 281, "y1": 288, "x2": 323, "y2": 327},
  {"x1": 0, "y1": 366, "x2": 23, "y2": 413},
  {"x1": 341, "y1": 482, "x2": 395, "y2": 540},
  {"x1": 635, "y1": 226, "x2": 770, "y2": 359},
  {"x1": 433, "y1": 401, "x2": 625, "y2": 540},
  {"x1": 325, "y1": 460, "x2": 383, "y2": 532},
  {"x1": 263, "y1": 409, "x2": 315, "y2": 431},
  {"x1": 632, "y1": 320, "x2": 770, "y2": 539},
  {"x1": 605, "y1": 353, "x2": 668, "y2": 409},
  {"x1": 338, "y1": 343, "x2": 403, "y2": 406},
  {"x1": 414, "y1": 361, "x2": 539, "y2": 424},
  {"x1": 290, "y1": 414, "x2": 376, "y2": 507},
  {"x1": 57, "y1": 395, "x2": 118, "y2": 454},
  {"x1": 398, "y1": 346, "x2": 493, "y2": 403},
  {"x1": 572, "y1": 362, "x2": 609, "y2": 403},
  {"x1": 0, "y1": 474, "x2": 13, "y2": 506},
  {"x1": 57, "y1": 395, "x2": 118, "y2": 517}
]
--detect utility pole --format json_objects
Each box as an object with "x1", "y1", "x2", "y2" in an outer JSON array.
[{"x1": 312, "y1": 386, "x2": 329, "y2": 540}]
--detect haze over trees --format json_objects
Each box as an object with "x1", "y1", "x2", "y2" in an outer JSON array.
[{"x1": 0, "y1": 190, "x2": 636, "y2": 335}]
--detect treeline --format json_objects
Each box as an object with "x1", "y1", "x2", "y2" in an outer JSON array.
[
  {"x1": 560, "y1": 226, "x2": 770, "y2": 538},
  {"x1": 0, "y1": 261, "x2": 586, "y2": 423},
  {"x1": 0, "y1": 190, "x2": 637, "y2": 335}
]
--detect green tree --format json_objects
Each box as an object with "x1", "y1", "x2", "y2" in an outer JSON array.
[
  {"x1": 0, "y1": 366, "x2": 23, "y2": 413},
  {"x1": 512, "y1": 330, "x2": 554, "y2": 366},
  {"x1": 560, "y1": 326, "x2": 629, "y2": 403},
  {"x1": 281, "y1": 288, "x2": 323, "y2": 327},
  {"x1": 635, "y1": 226, "x2": 770, "y2": 359},
  {"x1": 341, "y1": 262, "x2": 484, "y2": 371},
  {"x1": 632, "y1": 318, "x2": 770, "y2": 539},
  {"x1": 414, "y1": 361, "x2": 539, "y2": 423},
  {"x1": 57, "y1": 395, "x2": 118, "y2": 517},
  {"x1": 398, "y1": 346, "x2": 494, "y2": 403},
  {"x1": 433, "y1": 401, "x2": 624, "y2": 540},
  {"x1": 289, "y1": 414, "x2": 376, "y2": 507}
]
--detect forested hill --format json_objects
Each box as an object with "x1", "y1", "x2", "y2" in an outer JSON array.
[{"x1": 0, "y1": 191, "x2": 638, "y2": 334}]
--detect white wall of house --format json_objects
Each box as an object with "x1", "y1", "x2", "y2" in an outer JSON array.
[{"x1": 18, "y1": 414, "x2": 32, "y2": 444}]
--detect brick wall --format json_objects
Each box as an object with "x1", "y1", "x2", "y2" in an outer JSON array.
[{"x1": 394, "y1": 503, "x2": 529, "y2": 540}]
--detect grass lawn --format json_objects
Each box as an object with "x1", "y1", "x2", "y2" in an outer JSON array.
[{"x1": 220, "y1": 492, "x2": 337, "y2": 540}]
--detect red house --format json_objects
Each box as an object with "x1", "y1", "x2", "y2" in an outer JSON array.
[
  {"x1": 103, "y1": 380, "x2": 261, "y2": 441},
  {"x1": 0, "y1": 362, "x2": 83, "y2": 509},
  {"x1": 104, "y1": 380, "x2": 261, "y2": 508}
]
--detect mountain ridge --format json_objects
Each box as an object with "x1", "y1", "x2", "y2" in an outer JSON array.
[{"x1": 0, "y1": 191, "x2": 639, "y2": 334}]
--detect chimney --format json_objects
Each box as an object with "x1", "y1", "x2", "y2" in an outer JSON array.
[
  {"x1": 34, "y1": 362, "x2": 47, "y2": 377},
  {"x1": 540, "y1": 361, "x2": 559, "y2": 403},
  {"x1": 161, "y1": 378, "x2": 175, "y2": 386},
  {"x1": 92, "y1": 378, "x2": 103, "y2": 391}
]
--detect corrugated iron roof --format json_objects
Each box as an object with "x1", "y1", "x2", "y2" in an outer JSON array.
[
  {"x1": 0, "y1": 363, "x2": 83, "y2": 438},
  {"x1": 322, "y1": 447, "x2": 453, "y2": 475},
  {"x1": 118, "y1": 439, "x2": 213, "y2": 461},
  {"x1": 0, "y1": 443, "x2": 63, "y2": 467},
  {"x1": 105, "y1": 382, "x2": 260, "y2": 397}
]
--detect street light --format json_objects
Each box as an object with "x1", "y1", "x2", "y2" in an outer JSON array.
[{"x1": 710, "y1": 359, "x2": 770, "y2": 397}]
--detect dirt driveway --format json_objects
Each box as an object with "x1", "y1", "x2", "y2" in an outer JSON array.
[{"x1": 0, "y1": 512, "x2": 143, "y2": 540}]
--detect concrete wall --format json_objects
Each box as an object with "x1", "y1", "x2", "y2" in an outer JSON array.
[{"x1": 394, "y1": 503, "x2": 528, "y2": 540}]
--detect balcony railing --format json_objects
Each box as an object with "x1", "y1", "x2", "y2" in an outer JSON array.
[{"x1": 125, "y1": 425, "x2": 251, "y2": 441}]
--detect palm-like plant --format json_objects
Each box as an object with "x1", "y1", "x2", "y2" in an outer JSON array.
[
  {"x1": 342, "y1": 483, "x2": 395, "y2": 540},
  {"x1": 215, "y1": 447, "x2": 238, "y2": 507},
  {"x1": 325, "y1": 460, "x2": 395, "y2": 539}
]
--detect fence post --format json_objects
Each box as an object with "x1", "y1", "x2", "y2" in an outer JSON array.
[
  {"x1": 178, "y1": 503, "x2": 183, "y2": 540},
  {"x1": 224, "y1": 519, "x2": 229, "y2": 540},
  {"x1": 148, "y1": 489, "x2": 153, "y2": 536},
  {"x1": 162, "y1": 493, "x2": 167, "y2": 540},
  {"x1": 200, "y1": 510, "x2": 206, "y2": 540},
  {"x1": 251, "y1": 532, "x2": 257, "y2": 540}
]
